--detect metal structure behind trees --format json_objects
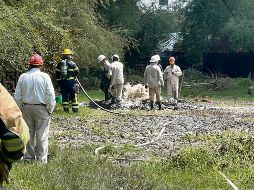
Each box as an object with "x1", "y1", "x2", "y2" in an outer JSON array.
[{"x1": 159, "y1": 0, "x2": 168, "y2": 6}]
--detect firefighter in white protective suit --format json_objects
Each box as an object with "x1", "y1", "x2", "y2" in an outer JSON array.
[
  {"x1": 110, "y1": 54, "x2": 124, "y2": 104},
  {"x1": 144, "y1": 55, "x2": 164, "y2": 110},
  {"x1": 164, "y1": 56, "x2": 182, "y2": 105}
]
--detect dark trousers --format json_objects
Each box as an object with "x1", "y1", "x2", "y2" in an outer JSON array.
[
  {"x1": 59, "y1": 80, "x2": 78, "y2": 112},
  {"x1": 100, "y1": 81, "x2": 112, "y2": 101}
]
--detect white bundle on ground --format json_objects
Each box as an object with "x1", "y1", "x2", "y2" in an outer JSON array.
[{"x1": 123, "y1": 82, "x2": 149, "y2": 101}]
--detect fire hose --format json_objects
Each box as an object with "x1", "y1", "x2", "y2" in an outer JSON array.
[{"x1": 75, "y1": 78, "x2": 124, "y2": 115}]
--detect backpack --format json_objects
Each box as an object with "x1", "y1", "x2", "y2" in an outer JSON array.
[{"x1": 59, "y1": 59, "x2": 68, "y2": 78}]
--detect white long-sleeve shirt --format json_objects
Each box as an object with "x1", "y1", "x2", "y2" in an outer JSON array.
[
  {"x1": 110, "y1": 61, "x2": 124, "y2": 85},
  {"x1": 14, "y1": 68, "x2": 56, "y2": 113},
  {"x1": 164, "y1": 65, "x2": 182, "y2": 84},
  {"x1": 144, "y1": 63, "x2": 164, "y2": 88}
]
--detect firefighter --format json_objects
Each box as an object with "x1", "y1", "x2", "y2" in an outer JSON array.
[
  {"x1": 164, "y1": 56, "x2": 182, "y2": 105},
  {"x1": 144, "y1": 55, "x2": 164, "y2": 110},
  {"x1": 98, "y1": 55, "x2": 112, "y2": 103},
  {"x1": 0, "y1": 84, "x2": 29, "y2": 186},
  {"x1": 14, "y1": 54, "x2": 55, "y2": 164},
  {"x1": 56, "y1": 49, "x2": 79, "y2": 113},
  {"x1": 110, "y1": 54, "x2": 124, "y2": 104}
]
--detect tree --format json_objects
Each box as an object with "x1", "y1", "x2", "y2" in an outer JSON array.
[
  {"x1": 0, "y1": 0, "x2": 131, "y2": 74},
  {"x1": 137, "y1": 8, "x2": 177, "y2": 53},
  {"x1": 181, "y1": 0, "x2": 254, "y2": 64},
  {"x1": 181, "y1": 0, "x2": 230, "y2": 64},
  {"x1": 222, "y1": 0, "x2": 254, "y2": 52}
]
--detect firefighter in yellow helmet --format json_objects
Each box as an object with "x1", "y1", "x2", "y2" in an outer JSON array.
[
  {"x1": 0, "y1": 83, "x2": 29, "y2": 186},
  {"x1": 56, "y1": 49, "x2": 79, "y2": 113}
]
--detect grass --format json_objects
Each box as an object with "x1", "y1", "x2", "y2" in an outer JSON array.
[
  {"x1": 180, "y1": 78, "x2": 254, "y2": 101},
  {"x1": 7, "y1": 131, "x2": 254, "y2": 190}
]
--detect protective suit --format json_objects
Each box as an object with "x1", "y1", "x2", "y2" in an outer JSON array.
[
  {"x1": 56, "y1": 49, "x2": 79, "y2": 113},
  {"x1": 0, "y1": 83, "x2": 29, "y2": 185},
  {"x1": 164, "y1": 64, "x2": 182, "y2": 103},
  {"x1": 110, "y1": 55, "x2": 124, "y2": 104},
  {"x1": 144, "y1": 55, "x2": 164, "y2": 110}
]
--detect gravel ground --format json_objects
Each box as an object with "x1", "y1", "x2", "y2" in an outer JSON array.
[{"x1": 50, "y1": 99, "x2": 254, "y2": 159}]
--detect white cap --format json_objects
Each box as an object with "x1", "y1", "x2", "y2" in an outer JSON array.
[
  {"x1": 98, "y1": 55, "x2": 106, "y2": 63},
  {"x1": 150, "y1": 55, "x2": 160, "y2": 63},
  {"x1": 112, "y1": 54, "x2": 120, "y2": 61}
]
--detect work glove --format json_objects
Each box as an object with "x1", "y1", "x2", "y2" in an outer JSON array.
[
  {"x1": 145, "y1": 85, "x2": 148, "y2": 89},
  {"x1": 0, "y1": 161, "x2": 9, "y2": 186}
]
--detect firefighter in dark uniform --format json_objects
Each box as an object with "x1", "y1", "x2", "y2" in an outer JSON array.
[
  {"x1": 98, "y1": 55, "x2": 112, "y2": 103},
  {"x1": 56, "y1": 49, "x2": 79, "y2": 113}
]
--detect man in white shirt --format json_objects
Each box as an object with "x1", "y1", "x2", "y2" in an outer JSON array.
[
  {"x1": 164, "y1": 56, "x2": 182, "y2": 105},
  {"x1": 110, "y1": 54, "x2": 124, "y2": 104},
  {"x1": 14, "y1": 54, "x2": 56, "y2": 164},
  {"x1": 144, "y1": 55, "x2": 164, "y2": 110}
]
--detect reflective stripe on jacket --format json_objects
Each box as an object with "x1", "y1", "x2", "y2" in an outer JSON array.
[
  {"x1": 0, "y1": 84, "x2": 29, "y2": 163},
  {"x1": 56, "y1": 59, "x2": 79, "y2": 81}
]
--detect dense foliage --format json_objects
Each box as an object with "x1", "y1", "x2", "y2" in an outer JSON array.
[
  {"x1": 181, "y1": 0, "x2": 254, "y2": 64},
  {"x1": 0, "y1": 0, "x2": 129, "y2": 76}
]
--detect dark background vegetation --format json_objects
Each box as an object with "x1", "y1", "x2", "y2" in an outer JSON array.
[{"x1": 1, "y1": 0, "x2": 254, "y2": 90}]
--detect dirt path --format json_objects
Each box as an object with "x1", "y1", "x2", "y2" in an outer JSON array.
[{"x1": 50, "y1": 100, "x2": 254, "y2": 159}]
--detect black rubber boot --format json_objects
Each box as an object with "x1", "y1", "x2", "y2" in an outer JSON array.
[
  {"x1": 63, "y1": 108, "x2": 69, "y2": 113},
  {"x1": 111, "y1": 96, "x2": 116, "y2": 104},
  {"x1": 72, "y1": 108, "x2": 79, "y2": 113},
  {"x1": 150, "y1": 101, "x2": 154, "y2": 110},
  {"x1": 157, "y1": 101, "x2": 162, "y2": 110},
  {"x1": 116, "y1": 99, "x2": 121, "y2": 105}
]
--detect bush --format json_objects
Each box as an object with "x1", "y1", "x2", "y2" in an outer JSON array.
[
  {"x1": 184, "y1": 68, "x2": 209, "y2": 81},
  {"x1": 80, "y1": 77, "x2": 101, "y2": 90},
  {"x1": 208, "y1": 77, "x2": 236, "y2": 90}
]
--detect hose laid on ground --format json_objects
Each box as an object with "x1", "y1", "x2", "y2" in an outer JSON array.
[
  {"x1": 94, "y1": 118, "x2": 177, "y2": 155},
  {"x1": 219, "y1": 171, "x2": 239, "y2": 190},
  {"x1": 76, "y1": 78, "x2": 124, "y2": 115}
]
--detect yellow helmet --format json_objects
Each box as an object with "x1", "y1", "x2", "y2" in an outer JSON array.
[{"x1": 62, "y1": 48, "x2": 73, "y2": 55}]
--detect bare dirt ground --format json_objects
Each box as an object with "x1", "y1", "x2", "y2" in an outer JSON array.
[{"x1": 50, "y1": 99, "x2": 254, "y2": 160}]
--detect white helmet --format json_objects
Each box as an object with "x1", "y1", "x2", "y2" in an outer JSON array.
[
  {"x1": 150, "y1": 55, "x2": 160, "y2": 63},
  {"x1": 112, "y1": 54, "x2": 120, "y2": 61},
  {"x1": 154, "y1": 54, "x2": 161, "y2": 61},
  {"x1": 97, "y1": 55, "x2": 106, "y2": 63}
]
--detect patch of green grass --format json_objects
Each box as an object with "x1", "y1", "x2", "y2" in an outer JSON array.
[
  {"x1": 7, "y1": 131, "x2": 254, "y2": 190},
  {"x1": 78, "y1": 90, "x2": 104, "y2": 102},
  {"x1": 181, "y1": 78, "x2": 254, "y2": 101}
]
